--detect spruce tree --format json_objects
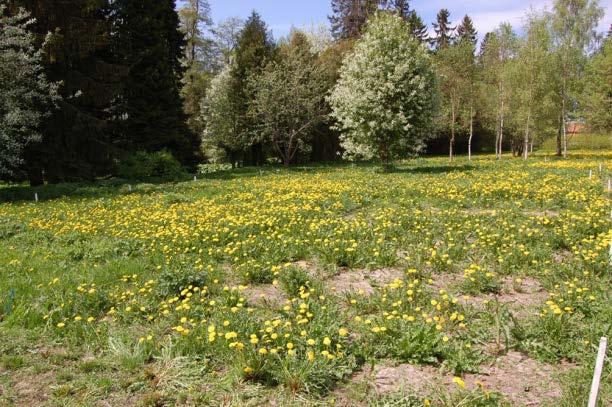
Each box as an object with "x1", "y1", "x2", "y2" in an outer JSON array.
[
  {"x1": 113, "y1": 0, "x2": 200, "y2": 166},
  {"x1": 456, "y1": 15, "x2": 477, "y2": 45},
  {"x1": 329, "y1": 0, "x2": 380, "y2": 40},
  {"x1": 229, "y1": 11, "x2": 275, "y2": 165},
  {"x1": 8, "y1": 0, "x2": 122, "y2": 184},
  {"x1": 407, "y1": 11, "x2": 428, "y2": 43},
  {"x1": 432, "y1": 8, "x2": 455, "y2": 50},
  {"x1": 388, "y1": 0, "x2": 410, "y2": 20}
]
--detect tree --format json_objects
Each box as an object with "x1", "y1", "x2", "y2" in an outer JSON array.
[
  {"x1": 113, "y1": 0, "x2": 199, "y2": 166},
  {"x1": 329, "y1": 13, "x2": 438, "y2": 171},
  {"x1": 0, "y1": 6, "x2": 58, "y2": 179},
  {"x1": 582, "y1": 36, "x2": 612, "y2": 131},
  {"x1": 435, "y1": 41, "x2": 475, "y2": 161},
  {"x1": 249, "y1": 31, "x2": 329, "y2": 166},
  {"x1": 9, "y1": 0, "x2": 124, "y2": 184},
  {"x1": 432, "y1": 9, "x2": 455, "y2": 50},
  {"x1": 511, "y1": 13, "x2": 554, "y2": 159},
  {"x1": 456, "y1": 15, "x2": 477, "y2": 45},
  {"x1": 229, "y1": 11, "x2": 275, "y2": 165},
  {"x1": 212, "y1": 17, "x2": 245, "y2": 67},
  {"x1": 550, "y1": 0, "x2": 604, "y2": 157},
  {"x1": 201, "y1": 65, "x2": 243, "y2": 167},
  {"x1": 480, "y1": 24, "x2": 518, "y2": 159},
  {"x1": 329, "y1": 0, "x2": 380, "y2": 40},
  {"x1": 179, "y1": 0, "x2": 214, "y2": 134},
  {"x1": 407, "y1": 11, "x2": 429, "y2": 44},
  {"x1": 387, "y1": 0, "x2": 410, "y2": 20}
]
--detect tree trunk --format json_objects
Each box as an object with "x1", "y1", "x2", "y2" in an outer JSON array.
[
  {"x1": 523, "y1": 111, "x2": 531, "y2": 160},
  {"x1": 449, "y1": 102, "x2": 455, "y2": 162},
  {"x1": 468, "y1": 105, "x2": 474, "y2": 162},
  {"x1": 498, "y1": 96, "x2": 504, "y2": 160},
  {"x1": 556, "y1": 114, "x2": 563, "y2": 156}
]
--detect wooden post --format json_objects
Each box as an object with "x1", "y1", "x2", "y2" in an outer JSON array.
[
  {"x1": 588, "y1": 337, "x2": 608, "y2": 407},
  {"x1": 34, "y1": 193, "x2": 38, "y2": 202}
]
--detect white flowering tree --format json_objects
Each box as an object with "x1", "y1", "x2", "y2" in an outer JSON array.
[
  {"x1": 0, "y1": 6, "x2": 58, "y2": 179},
  {"x1": 328, "y1": 12, "x2": 438, "y2": 171}
]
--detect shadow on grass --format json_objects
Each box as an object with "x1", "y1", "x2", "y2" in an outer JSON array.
[
  {"x1": 392, "y1": 164, "x2": 476, "y2": 175},
  {"x1": 0, "y1": 162, "x2": 475, "y2": 203}
]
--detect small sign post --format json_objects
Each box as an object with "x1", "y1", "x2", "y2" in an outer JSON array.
[{"x1": 587, "y1": 337, "x2": 608, "y2": 407}]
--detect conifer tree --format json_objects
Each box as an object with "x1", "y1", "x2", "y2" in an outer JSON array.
[
  {"x1": 113, "y1": 0, "x2": 200, "y2": 166},
  {"x1": 432, "y1": 8, "x2": 455, "y2": 50},
  {"x1": 407, "y1": 11, "x2": 428, "y2": 43},
  {"x1": 456, "y1": 15, "x2": 477, "y2": 45},
  {"x1": 229, "y1": 11, "x2": 275, "y2": 165},
  {"x1": 329, "y1": 0, "x2": 380, "y2": 40},
  {"x1": 8, "y1": 0, "x2": 122, "y2": 184}
]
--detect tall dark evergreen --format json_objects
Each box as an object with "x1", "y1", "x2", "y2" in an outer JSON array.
[
  {"x1": 387, "y1": 0, "x2": 410, "y2": 20},
  {"x1": 407, "y1": 11, "x2": 429, "y2": 43},
  {"x1": 230, "y1": 11, "x2": 275, "y2": 165},
  {"x1": 8, "y1": 0, "x2": 122, "y2": 184},
  {"x1": 113, "y1": 0, "x2": 200, "y2": 166},
  {"x1": 432, "y1": 8, "x2": 455, "y2": 50},
  {"x1": 456, "y1": 15, "x2": 477, "y2": 45},
  {"x1": 329, "y1": 0, "x2": 380, "y2": 40}
]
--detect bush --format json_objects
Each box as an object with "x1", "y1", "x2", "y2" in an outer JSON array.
[{"x1": 117, "y1": 150, "x2": 187, "y2": 181}]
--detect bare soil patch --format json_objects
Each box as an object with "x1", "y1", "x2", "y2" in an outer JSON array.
[
  {"x1": 242, "y1": 284, "x2": 287, "y2": 307},
  {"x1": 328, "y1": 268, "x2": 404, "y2": 296},
  {"x1": 336, "y1": 351, "x2": 570, "y2": 406}
]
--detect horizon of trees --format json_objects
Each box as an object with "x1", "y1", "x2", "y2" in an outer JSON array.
[{"x1": 0, "y1": 0, "x2": 609, "y2": 184}]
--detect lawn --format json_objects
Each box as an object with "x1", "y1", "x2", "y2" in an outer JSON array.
[{"x1": 0, "y1": 153, "x2": 610, "y2": 406}]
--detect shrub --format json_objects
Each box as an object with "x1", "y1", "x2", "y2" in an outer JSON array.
[{"x1": 117, "y1": 150, "x2": 187, "y2": 181}]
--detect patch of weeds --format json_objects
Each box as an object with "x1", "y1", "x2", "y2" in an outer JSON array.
[
  {"x1": 461, "y1": 264, "x2": 501, "y2": 295},
  {"x1": 0, "y1": 354, "x2": 26, "y2": 370}
]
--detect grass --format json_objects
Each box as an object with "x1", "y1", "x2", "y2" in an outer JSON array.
[{"x1": 0, "y1": 151, "x2": 610, "y2": 406}]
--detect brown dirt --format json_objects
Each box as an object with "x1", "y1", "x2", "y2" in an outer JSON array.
[
  {"x1": 553, "y1": 250, "x2": 573, "y2": 264},
  {"x1": 9, "y1": 370, "x2": 56, "y2": 406},
  {"x1": 242, "y1": 284, "x2": 287, "y2": 307},
  {"x1": 430, "y1": 275, "x2": 548, "y2": 319},
  {"x1": 336, "y1": 351, "x2": 571, "y2": 406},
  {"x1": 327, "y1": 268, "x2": 404, "y2": 296}
]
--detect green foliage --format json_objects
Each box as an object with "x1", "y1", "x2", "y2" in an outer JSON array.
[
  {"x1": 583, "y1": 37, "x2": 612, "y2": 131},
  {"x1": 117, "y1": 151, "x2": 187, "y2": 181},
  {"x1": 249, "y1": 31, "x2": 330, "y2": 166},
  {"x1": 113, "y1": 0, "x2": 200, "y2": 167},
  {"x1": 329, "y1": 13, "x2": 438, "y2": 170},
  {"x1": 0, "y1": 6, "x2": 58, "y2": 179}
]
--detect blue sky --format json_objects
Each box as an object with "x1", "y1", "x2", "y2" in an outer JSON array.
[{"x1": 180, "y1": 0, "x2": 611, "y2": 40}]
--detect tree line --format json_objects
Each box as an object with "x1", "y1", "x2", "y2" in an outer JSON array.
[{"x1": 0, "y1": 0, "x2": 609, "y2": 183}]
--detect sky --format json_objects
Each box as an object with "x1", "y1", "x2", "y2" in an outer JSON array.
[{"x1": 179, "y1": 0, "x2": 611, "y2": 41}]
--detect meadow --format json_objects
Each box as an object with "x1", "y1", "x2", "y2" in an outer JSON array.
[{"x1": 0, "y1": 148, "x2": 611, "y2": 406}]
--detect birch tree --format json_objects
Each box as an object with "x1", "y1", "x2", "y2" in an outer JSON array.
[{"x1": 550, "y1": 0, "x2": 604, "y2": 157}]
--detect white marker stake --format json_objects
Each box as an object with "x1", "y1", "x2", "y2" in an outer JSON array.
[
  {"x1": 128, "y1": 184, "x2": 132, "y2": 192},
  {"x1": 589, "y1": 170, "x2": 592, "y2": 179},
  {"x1": 608, "y1": 179, "x2": 611, "y2": 192},
  {"x1": 587, "y1": 337, "x2": 608, "y2": 407},
  {"x1": 34, "y1": 193, "x2": 38, "y2": 202},
  {"x1": 194, "y1": 175, "x2": 197, "y2": 181},
  {"x1": 599, "y1": 163, "x2": 602, "y2": 172}
]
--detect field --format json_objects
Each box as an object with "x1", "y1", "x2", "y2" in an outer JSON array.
[{"x1": 0, "y1": 150, "x2": 611, "y2": 406}]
